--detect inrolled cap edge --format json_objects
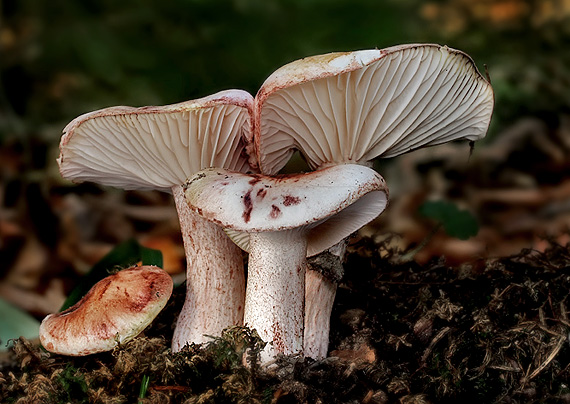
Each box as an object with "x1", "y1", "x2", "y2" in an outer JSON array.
[
  {"x1": 185, "y1": 164, "x2": 388, "y2": 253},
  {"x1": 225, "y1": 187, "x2": 388, "y2": 257},
  {"x1": 306, "y1": 189, "x2": 387, "y2": 256}
]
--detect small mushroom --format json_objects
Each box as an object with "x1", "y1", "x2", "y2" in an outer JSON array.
[
  {"x1": 58, "y1": 90, "x2": 254, "y2": 350},
  {"x1": 184, "y1": 163, "x2": 388, "y2": 362},
  {"x1": 251, "y1": 44, "x2": 494, "y2": 358},
  {"x1": 39, "y1": 265, "x2": 173, "y2": 356}
]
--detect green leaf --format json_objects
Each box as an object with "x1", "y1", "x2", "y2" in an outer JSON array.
[
  {"x1": 60, "y1": 238, "x2": 163, "y2": 311},
  {"x1": 0, "y1": 298, "x2": 41, "y2": 351},
  {"x1": 419, "y1": 200, "x2": 479, "y2": 240},
  {"x1": 139, "y1": 374, "x2": 150, "y2": 402},
  {"x1": 141, "y1": 245, "x2": 164, "y2": 269}
]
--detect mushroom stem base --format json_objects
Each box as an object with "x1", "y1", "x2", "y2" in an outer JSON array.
[
  {"x1": 245, "y1": 231, "x2": 307, "y2": 363},
  {"x1": 304, "y1": 240, "x2": 347, "y2": 359}
]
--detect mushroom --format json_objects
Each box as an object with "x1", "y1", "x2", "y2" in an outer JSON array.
[
  {"x1": 58, "y1": 43, "x2": 493, "y2": 359},
  {"x1": 39, "y1": 265, "x2": 172, "y2": 356},
  {"x1": 250, "y1": 44, "x2": 494, "y2": 358},
  {"x1": 183, "y1": 163, "x2": 388, "y2": 362},
  {"x1": 58, "y1": 91, "x2": 254, "y2": 350}
]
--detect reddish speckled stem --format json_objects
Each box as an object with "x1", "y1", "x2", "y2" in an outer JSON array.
[
  {"x1": 304, "y1": 269, "x2": 337, "y2": 359},
  {"x1": 171, "y1": 185, "x2": 245, "y2": 351},
  {"x1": 244, "y1": 231, "x2": 306, "y2": 363}
]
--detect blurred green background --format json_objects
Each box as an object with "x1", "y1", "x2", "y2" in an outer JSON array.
[{"x1": 2, "y1": 0, "x2": 569, "y2": 148}]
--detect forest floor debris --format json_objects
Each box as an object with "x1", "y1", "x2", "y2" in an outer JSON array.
[{"x1": 2, "y1": 237, "x2": 569, "y2": 403}]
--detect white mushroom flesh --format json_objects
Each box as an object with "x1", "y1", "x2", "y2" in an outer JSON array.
[{"x1": 255, "y1": 44, "x2": 494, "y2": 174}]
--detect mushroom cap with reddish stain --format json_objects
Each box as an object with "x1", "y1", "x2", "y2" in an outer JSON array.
[
  {"x1": 39, "y1": 265, "x2": 173, "y2": 356},
  {"x1": 184, "y1": 164, "x2": 388, "y2": 257}
]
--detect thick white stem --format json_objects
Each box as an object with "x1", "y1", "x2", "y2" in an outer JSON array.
[
  {"x1": 245, "y1": 231, "x2": 306, "y2": 363},
  {"x1": 303, "y1": 240, "x2": 347, "y2": 359},
  {"x1": 171, "y1": 185, "x2": 245, "y2": 351}
]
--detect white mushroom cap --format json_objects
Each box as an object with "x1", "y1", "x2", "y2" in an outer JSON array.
[
  {"x1": 58, "y1": 90, "x2": 254, "y2": 192},
  {"x1": 39, "y1": 265, "x2": 173, "y2": 356},
  {"x1": 252, "y1": 44, "x2": 494, "y2": 174},
  {"x1": 184, "y1": 164, "x2": 388, "y2": 257}
]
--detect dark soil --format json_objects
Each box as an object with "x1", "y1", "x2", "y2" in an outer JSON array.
[{"x1": 2, "y1": 237, "x2": 570, "y2": 404}]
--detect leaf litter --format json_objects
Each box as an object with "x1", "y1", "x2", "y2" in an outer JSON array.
[{"x1": 1, "y1": 237, "x2": 569, "y2": 403}]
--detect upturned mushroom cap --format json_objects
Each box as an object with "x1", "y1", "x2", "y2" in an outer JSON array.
[
  {"x1": 184, "y1": 164, "x2": 388, "y2": 256},
  {"x1": 58, "y1": 90, "x2": 254, "y2": 191},
  {"x1": 252, "y1": 44, "x2": 494, "y2": 174},
  {"x1": 39, "y1": 265, "x2": 173, "y2": 356}
]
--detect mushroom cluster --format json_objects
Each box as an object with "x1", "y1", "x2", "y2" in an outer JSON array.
[{"x1": 54, "y1": 44, "x2": 493, "y2": 362}]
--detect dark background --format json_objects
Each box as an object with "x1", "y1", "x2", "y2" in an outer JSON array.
[{"x1": 1, "y1": 0, "x2": 569, "y2": 333}]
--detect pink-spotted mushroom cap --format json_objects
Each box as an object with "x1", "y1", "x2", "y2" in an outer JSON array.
[
  {"x1": 39, "y1": 266, "x2": 173, "y2": 356},
  {"x1": 251, "y1": 44, "x2": 494, "y2": 174},
  {"x1": 58, "y1": 90, "x2": 254, "y2": 351},
  {"x1": 183, "y1": 163, "x2": 388, "y2": 362}
]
